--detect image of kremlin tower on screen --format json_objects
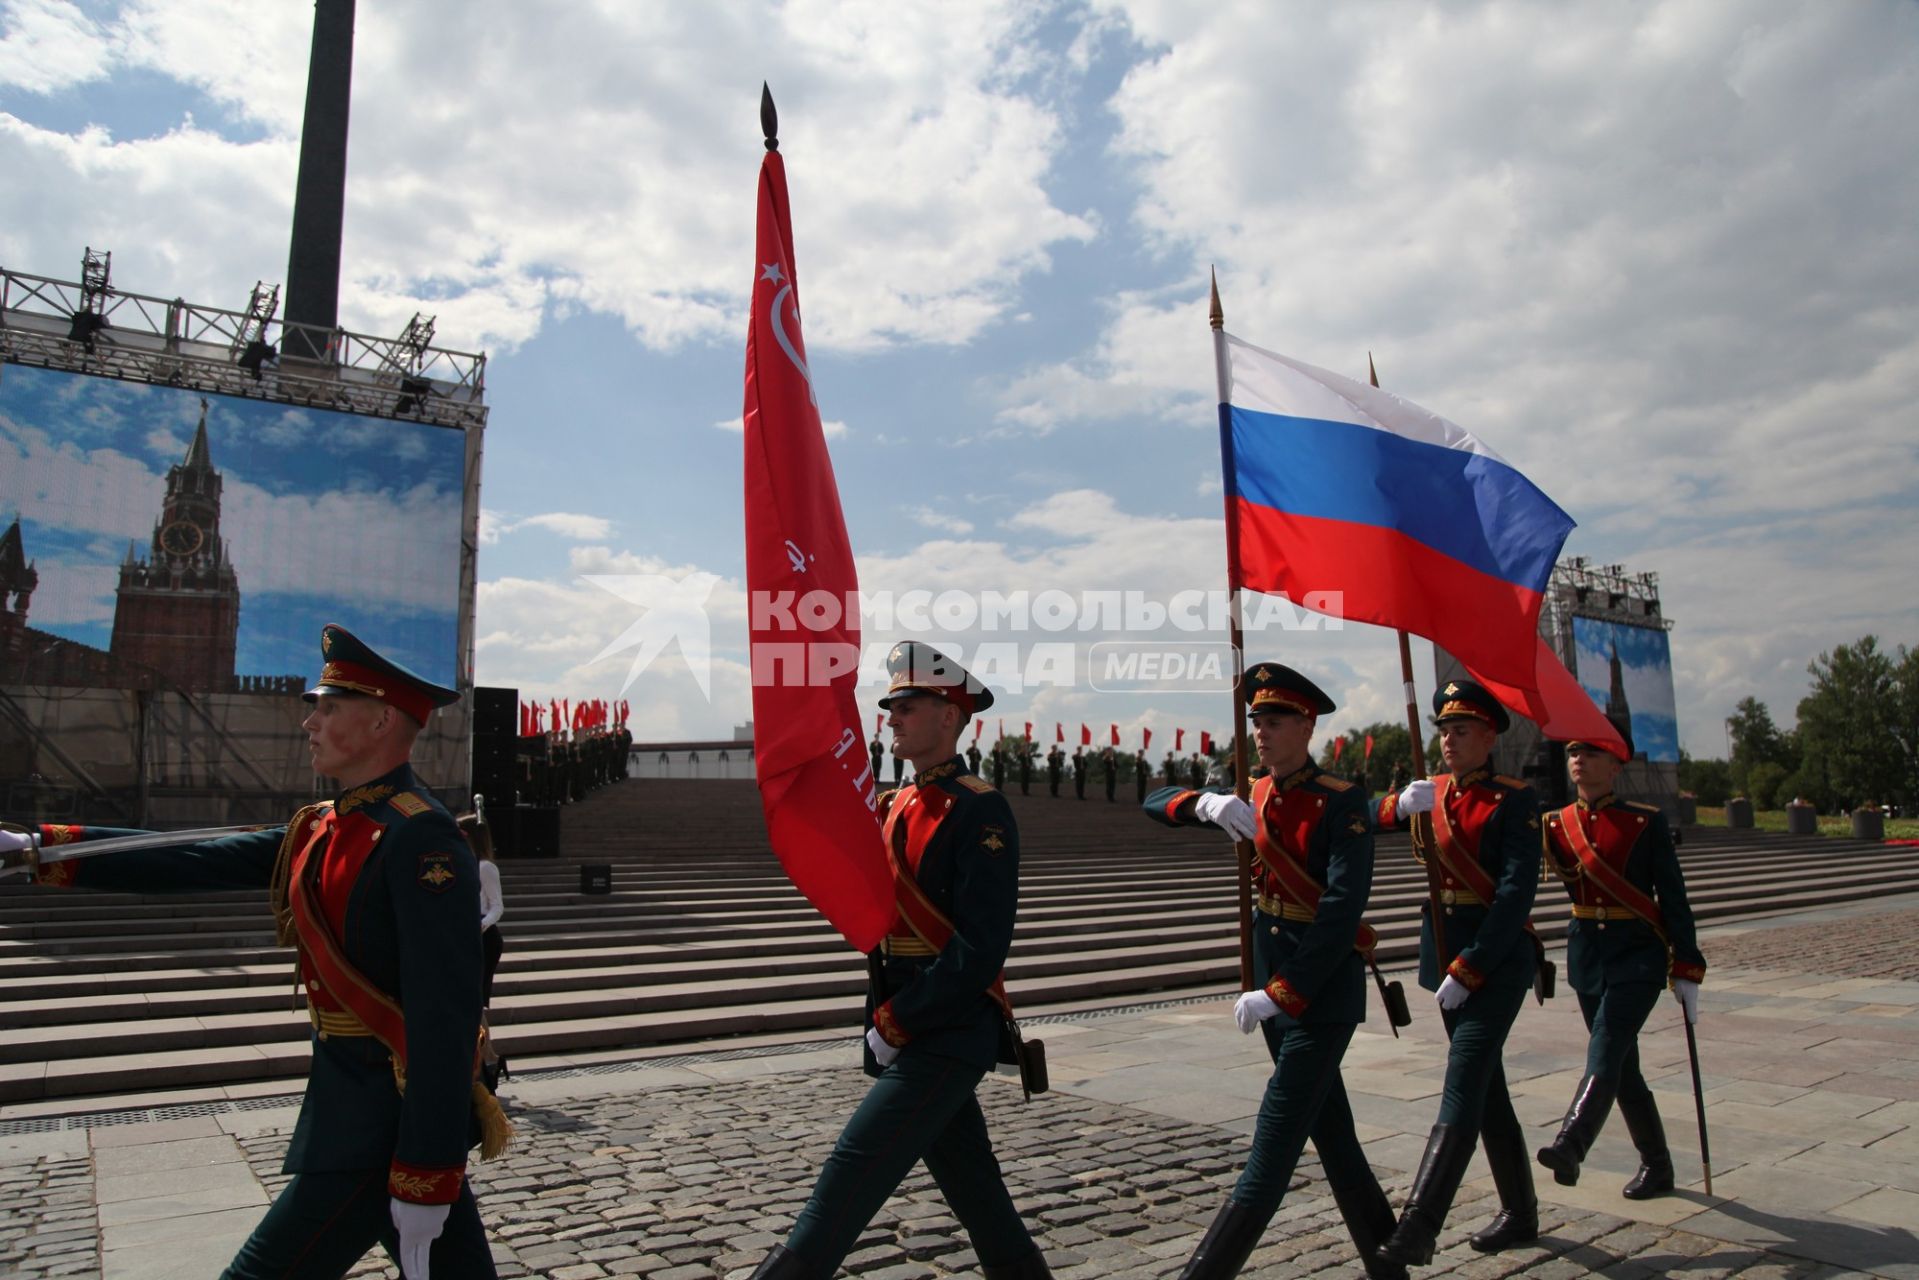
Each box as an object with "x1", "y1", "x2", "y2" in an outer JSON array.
[
  {"x1": 109, "y1": 400, "x2": 241, "y2": 691},
  {"x1": 0, "y1": 399, "x2": 278, "y2": 695}
]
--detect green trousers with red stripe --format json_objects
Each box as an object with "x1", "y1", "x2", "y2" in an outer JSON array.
[{"x1": 783, "y1": 1050, "x2": 1037, "y2": 1273}]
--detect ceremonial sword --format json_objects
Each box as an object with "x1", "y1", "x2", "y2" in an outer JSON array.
[{"x1": 4, "y1": 824, "x2": 275, "y2": 866}]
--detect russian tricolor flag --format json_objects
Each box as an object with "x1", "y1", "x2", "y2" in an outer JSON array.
[{"x1": 1219, "y1": 335, "x2": 1627, "y2": 754}]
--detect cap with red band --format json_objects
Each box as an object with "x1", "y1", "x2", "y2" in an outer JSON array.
[{"x1": 303, "y1": 624, "x2": 459, "y2": 725}]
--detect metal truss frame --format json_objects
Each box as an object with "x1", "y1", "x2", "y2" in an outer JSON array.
[{"x1": 0, "y1": 261, "x2": 488, "y2": 431}]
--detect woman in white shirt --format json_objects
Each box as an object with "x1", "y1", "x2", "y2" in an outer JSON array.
[{"x1": 459, "y1": 811, "x2": 508, "y2": 1085}]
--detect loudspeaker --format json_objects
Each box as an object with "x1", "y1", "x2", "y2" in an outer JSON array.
[
  {"x1": 472, "y1": 732, "x2": 518, "y2": 810},
  {"x1": 507, "y1": 805, "x2": 560, "y2": 859},
  {"x1": 473, "y1": 686, "x2": 518, "y2": 739}
]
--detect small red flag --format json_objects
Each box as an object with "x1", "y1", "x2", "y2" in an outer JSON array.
[
  {"x1": 973, "y1": 720, "x2": 983, "y2": 742},
  {"x1": 1333, "y1": 736, "x2": 1345, "y2": 762},
  {"x1": 1110, "y1": 723, "x2": 1119, "y2": 746},
  {"x1": 1200, "y1": 730, "x2": 1213, "y2": 754},
  {"x1": 1364, "y1": 733, "x2": 1375, "y2": 760},
  {"x1": 1175, "y1": 728, "x2": 1186, "y2": 751},
  {"x1": 1056, "y1": 723, "x2": 1064, "y2": 743},
  {"x1": 744, "y1": 124, "x2": 891, "y2": 951},
  {"x1": 1080, "y1": 723, "x2": 1091, "y2": 746},
  {"x1": 1143, "y1": 727, "x2": 1153, "y2": 751},
  {"x1": 1024, "y1": 721, "x2": 1033, "y2": 742}
]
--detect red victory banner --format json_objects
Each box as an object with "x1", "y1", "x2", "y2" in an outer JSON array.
[
  {"x1": 1143, "y1": 727, "x2": 1153, "y2": 751},
  {"x1": 743, "y1": 89, "x2": 891, "y2": 952}
]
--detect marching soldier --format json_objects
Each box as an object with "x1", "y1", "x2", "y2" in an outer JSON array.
[
  {"x1": 1372, "y1": 680, "x2": 1541, "y2": 1266},
  {"x1": 1134, "y1": 748, "x2": 1150, "y2": 804},
  {"x1": 1142, "y1": 663, "x2": 1404, "y2": 1280},
  {"x1": 1072, "y1": 746, "x2": 1088, "y2": 800},
  {"x1": 750, "y1": 643, "x2": 1050, "y2": 1279},
  {"x1": 0, "y1": 625, "x2": 508, "y2": 1280},
  {"x1": 1538, "y1": 733, "x2": 1704, "y2": 1198},
  {"x1": 1046, "y1": 744, "x2": 1063, "y2": 797}
]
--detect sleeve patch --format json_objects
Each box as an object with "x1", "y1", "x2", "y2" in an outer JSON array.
[
  {"x1": 980, "y1": 824, "x2": 1008, "y2": 854},
  {"x1": 1346, "y1": 814, "x2": 1369, "y2": 835},
  {"x1": 417, "y1": 852, "x2": 458, "y2": 892}
]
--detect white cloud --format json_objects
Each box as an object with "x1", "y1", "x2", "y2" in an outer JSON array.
[
  {"x1": 906, "y1": 505, "x2": 973, "y2": 536},
  {"x1": 1, "y1": 0, "x2": 1095, "y2": 355},
  {"x1": 477, "y1": 509, "x2": 616, "y2": 545},
  {"x1": 0, "y1": 0, "x2": 116, "y2": 95}
]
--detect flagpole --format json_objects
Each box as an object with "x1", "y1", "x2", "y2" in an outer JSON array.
[
  {"x1": 1212, "y1": 269, "x2": 1254, "y2": 992},
  {"x1": 1373, "y1": 353, "x2": 1450, "y2": 966}
]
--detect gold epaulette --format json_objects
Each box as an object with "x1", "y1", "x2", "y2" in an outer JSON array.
[
  {"x1": 1622, "y1": 800, "x2": 1661, "y2": 813},
  {"x1": 1495, "y1": 774, "x2": 1527, "y2": 790},
  {"x1": 389, "y1": 792, "x2": 430, "y2": 818},
  {"x1": 958, "y1": 775, "x2": 995, "y2": 794},
  {"x1": 1314, "y1": 773, "x2": 1355, "y2": 792},
  {"x1": 877, "y1": 788, "x2": 900, "y2": 819}
]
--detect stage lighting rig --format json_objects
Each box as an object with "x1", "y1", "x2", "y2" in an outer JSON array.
[
  {"x1": 67, "y1": 246, "x2": 113, "y2": 352},
  {"x1": 231, "y1": 282, "x2": 281, "y2": 380}
]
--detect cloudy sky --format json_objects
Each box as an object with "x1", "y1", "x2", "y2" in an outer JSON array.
[{"x1": 2, "y1": 0, "x2": 1914, "y2": 757}]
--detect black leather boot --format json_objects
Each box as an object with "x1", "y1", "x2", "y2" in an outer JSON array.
[
  {"x1": 1536, "y1": 1074, "x2": 1618, "y2": 1187},
  {"x1": 749, "y1": 1245, "x2": 815, "y2": 1279},
  {"x1": 1176, "y1": 1199, "x2": 1267, "y2": 1280},
  {"x1": 1469, "y1": 1111, "x2": 1539, "y2": 1252},
  {"x1": 1375, "y1": 1125, "x2": 1476, "y2": 1268},
  {"x1": 1618, "y1": 1094, "x2": 1675, "y2": 1199},
  {"x1": 983, "y1": 1247, "x2": 1055, "y2": 1280},
  {"x1": 1330, "y1": 1178, "x2": 1408, "y2": 1280}
]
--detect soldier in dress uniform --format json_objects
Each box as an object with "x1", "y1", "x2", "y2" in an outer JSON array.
[
  {"x1": 1046, "y1": 744, "x2": 1064, "y2": 797},
  {"x1": 1538, "y1": 732, "x2": 1704, "y2": 1198},
  {"x1": 1164, "y1": 750, "x2": 1179, "y2": 786},
  {"x1": 1372, "y1": 680, "x2": 1541, "y2": 1267},
  {"x1": 0, "y1": 625, "x2": 508, "y2": 1280},
  {"x1": 1072, "y1": 746, "x2": 1088, "y2": 800},
  {"x1": 1100, "y1": 746, "x2": 1117, "y2": 802},
  {"x1": 750, "y1": 642, "x2": 1050, "y2": 1279},
  {"x1": 1017, "y1": 742, "x2": 1032, "y2": 795},
  {"x1": 869, "y1": 735, "x2": 885, "y2": 788},
  {"x1": 1135, "y1": 749, "x2": 1150, "y2": 804},
  {"x1": 1141, "y1": 663, "x2": 1404, "y2": 1280},
  {"x1": 967, "y1": 741, "x2": 983, "y2": 775},
  {"x1": 990, "y1": 744, "x2": 1006, "y2": 790}
]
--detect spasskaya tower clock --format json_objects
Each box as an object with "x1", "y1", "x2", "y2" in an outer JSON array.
[{"x1": 109, "y1": 398, "x2": 241, "y2": 691}]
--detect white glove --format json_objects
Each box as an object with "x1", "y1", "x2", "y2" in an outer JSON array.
[
  {"x1": 1672, "y1": 979, "x2": 1700, "y2": 1025},
  {"x1": 1397, "y1": 780, "x2": 1435, "y2": 815},
  {"x1": 1194, "y1": 792, "x2": 1258, "y2": 842},
  {"x1": 0, "y1": 830, "x2": 34, "y2": 879},
  {"x1": 1435, "y1": 975, "x2": 1471, "y2": 1010},
  {"x1": 865, "y1": 1025, "x2": 900, "y2": 1067},
  {"x1": 389, "y1": 1198, "x2": 448, "y2": 1279},
  {"x1": 1234, "y1": 989, "x2": 1279, "y2": 1034}
]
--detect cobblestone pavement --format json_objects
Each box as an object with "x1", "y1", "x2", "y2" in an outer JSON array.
[
  {"x1": 4, "y1": 897, "x2": 1918, "y2": 1279},
  {"x1": 1705, "y1": 906, "x2": 1919, "y2": 981}
]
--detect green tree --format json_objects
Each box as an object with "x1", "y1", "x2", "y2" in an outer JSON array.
[
  {"x1": 1316, "y1": 721, "x2": 1416, "y2": 795},
  {"x1": 1726, "y1": 697, "x2": 1797, "y2": 795},
  {"x1": 1677, "y1": 752, "x2": 1733, "y2": 806},
  {"x1": 1745, "y1": 761, "x2": 1789, "y2": 810},
  {"x1": 1796, "y1": 636, "x2": 1908, "y2": 810}
]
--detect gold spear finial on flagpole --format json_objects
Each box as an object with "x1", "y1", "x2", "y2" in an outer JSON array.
[
  {"x1": 1209, "y1": 266, "x2": 1224, "y2": 332},
  {"x1": 761, "y1": 82, "x2": 779, "y2": 152}
]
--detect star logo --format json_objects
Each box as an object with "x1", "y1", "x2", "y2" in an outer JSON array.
[
  {"x1": 760, "y1": 262, "x2": 785, "y2": 285},
  {"x1": 1253, "y1": 667, "x2": 1272, "y2": 682},
  {"x1": 1445, "y1": 682, "x2": 1460, "y2": 696},
  {"x1": 584, "y1": 570, "x2": 722, "y2": 700}
]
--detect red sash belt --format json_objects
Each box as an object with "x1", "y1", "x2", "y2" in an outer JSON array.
[
  {"x1": 1249, "y1": 776, "x2": 1378, "y2": 955},
  {"x1": 880, "y1": 786, "x2": 1014, "y2": 1020},
  {"x1": 1559, "y1": 804, "x2": 1667, "y2": 937}
]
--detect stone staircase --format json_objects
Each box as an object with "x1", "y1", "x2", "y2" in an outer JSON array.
[{"x1": 4, "y1": 778, "x2": 1916, "y2": 1106}]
